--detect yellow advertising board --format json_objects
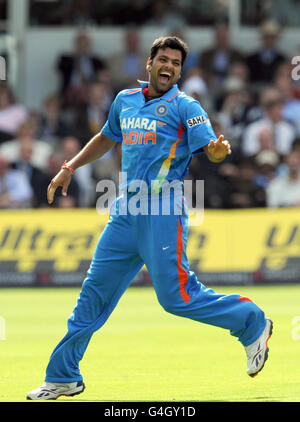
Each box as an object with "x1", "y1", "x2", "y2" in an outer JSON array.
[
  {"x1": 187, "y1": 207, "x2": 300, "y2": 273},
  {"x1": 0, "y1": 209, "x2": 107, "y2": 273},
  {"x1": 0, "y1": 207, "x2": 299, "y2": 285}
]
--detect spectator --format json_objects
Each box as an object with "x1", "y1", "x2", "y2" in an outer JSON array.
[
  {"x1": 227, "y1": 61, "x2": 262, "y2": 125},
  {"x1": 217, "y1": 76, "x2": 253, "y2": 148},
  {"x1": 181, "y1": 68, "x2": 210, "y2": 109},
  {"x1": 276, "y1": 137, "x2": 300, "y2": 176},
  {"x1": 0, "y1": 154, "x2": 33, "y2": 209},
  {"x1": 0, "y1": 121, "x2": 53, "y2": 171},
  {"x1": 267, "y1": 151, "x2": 300, "y2": 207},
  {"x1": 61, "y1": 136, "x2": 95, "y2": 207},
  {"x1": 227, "y1": 60, "x2": 250, "y2": 85},
  {"x1": 11, "y1": 138, "x2": 49, "y2": 208},
  {"x1": 94, "y1": 68, "x2": 115, "y2": 104},
  {"x1": 108, "y1": 28, "x2": 148, "y2": 91},
  {"x1": 273, "y1": 63, "x2": 300, "y2": 136},
  {"x1": 242, "y1": 87, "x2": 296, "y2": 158},
  {"x1": 220, "y1": 159, "x2": 266, "y2": 209},
  {"x1": 0, "y1": 83, "x2": 28, "y2": 143},
  {"x1": 37, "y1": 93, "x2": 68, "y2": 142},
  {"x1": 70, "y1": 81, "x2": 110, "y2": 145},
  {"x1": 254, "y1": 150, "x2": 280, "y2": 189},
  {"x1": 246, "y1": 20, "x2": 286, "y2": 87},
  {"x1": 199, "y1": 23, "x2": 244, "y2": 89},
  {"x1": 56, "y1": 31, "x2": 106, "y2": 108}
]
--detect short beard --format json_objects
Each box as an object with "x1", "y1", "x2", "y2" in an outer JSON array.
[{"x1": 149, "y1": 75, "x2": 175, "y2": 96}]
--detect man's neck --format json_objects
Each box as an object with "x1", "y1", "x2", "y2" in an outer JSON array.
[{"x1": 143, "y1": 86, "x2": 162, "y2": 102}]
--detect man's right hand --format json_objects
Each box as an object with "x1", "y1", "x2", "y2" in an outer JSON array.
[
  {"x1": 46, "y1": 133, "x2": 116, "y2": 205},
  {"x1": 47, "y1": 169, "x2": 72, "y2": 205}
]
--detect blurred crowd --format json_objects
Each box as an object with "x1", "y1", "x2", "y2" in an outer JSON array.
[
  {"x1": 27, "y1": 0, "x2": 300, "y2": 28},
  {"x1": 27, "y1": 0, "x2": 239, "y2": 27},
  {"x1": 0, "y1": 19, "x2": 300, "y2": 210}
]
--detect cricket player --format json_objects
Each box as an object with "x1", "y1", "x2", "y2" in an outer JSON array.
[{"x1": 27, "y1": 36, "x2": 272, "y2": 400}]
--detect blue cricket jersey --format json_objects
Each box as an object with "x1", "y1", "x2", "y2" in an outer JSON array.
[{"x1": 101, "y1": 80, "x2": 217, "y2": 192}]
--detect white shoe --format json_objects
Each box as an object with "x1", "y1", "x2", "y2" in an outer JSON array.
[
  {"x1": 27, "y1": 380, "x2": 85, "y2": 400},
  {"x1": 245, "y1": 318, "x2": 273, "y2": 378}
]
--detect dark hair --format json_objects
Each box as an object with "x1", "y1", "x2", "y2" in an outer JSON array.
[{"x1": 149, "y1": 36, "x2": 189, "y2": 67}]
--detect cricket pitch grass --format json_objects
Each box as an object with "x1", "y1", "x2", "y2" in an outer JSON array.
[{"x1": 0, "y1": 284, "x2": 299, "y2": 402}]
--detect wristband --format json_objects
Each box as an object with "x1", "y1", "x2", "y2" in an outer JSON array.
[{"x1": 61, "y1": 160, "x2": 75, "y2": 174}]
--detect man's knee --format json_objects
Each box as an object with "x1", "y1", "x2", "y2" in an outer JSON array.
[{"x1": 156, "y1": 291, "x2": 188, "y2": 316}]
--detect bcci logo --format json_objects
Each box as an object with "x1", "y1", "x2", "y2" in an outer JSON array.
[{"x1": 155, "y1": 104, "x2": 168, "y2": 117}]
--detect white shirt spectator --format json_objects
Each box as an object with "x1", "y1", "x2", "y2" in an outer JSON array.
[
  {"x1": 266, "y1": 151, "x2": 300, "y2": 207},
  {"x1": 0, "y1": 169, "x2": 33, "y2": 206},
  {"x1": 282, "y1": 99, "x2": 300, "y2": 136},
  {"x1": 182, "y1": 75, "x2": 208, "y2": 98},
  {"x1": 0, "y1": 104, "x2": 28, "y2": 136},
  {"x1": 0, "y1": 139, "x2": 53, "y2": 171},
  {"x1": 266, "y1": 175, "x2": 300, "y2": 207},
  {"x1": 242, "y1": 117, "x2": 296, "y2": 156}
]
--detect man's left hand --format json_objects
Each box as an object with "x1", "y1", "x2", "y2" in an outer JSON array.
[{"x1": 205, "y1": 135, "x2": 231, "y2": 162}]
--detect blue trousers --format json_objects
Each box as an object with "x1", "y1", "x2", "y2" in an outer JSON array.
[{"x1": 45, "y1": 195, "x2": 266, "y2": 382}]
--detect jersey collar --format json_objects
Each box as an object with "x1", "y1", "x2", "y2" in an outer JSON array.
[{"x1": 137, "y1": 80, "x2": 180, "y2": 102}]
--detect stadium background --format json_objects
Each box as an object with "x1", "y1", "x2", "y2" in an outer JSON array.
[{"x1": 0, "y1": 0, "x2": 299, "y2": 288}]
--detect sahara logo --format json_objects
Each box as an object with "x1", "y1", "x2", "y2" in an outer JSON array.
[
  {"x1": 186, "y1": 115, "x2": 211, "y2": 128},
  {"x1": 121, "y1": 117, "x2": 157, "y2": 145}
]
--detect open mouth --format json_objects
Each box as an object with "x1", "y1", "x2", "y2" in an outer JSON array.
[{"x1": 158, "y1": 71, "x2": 172, "y2": 84}]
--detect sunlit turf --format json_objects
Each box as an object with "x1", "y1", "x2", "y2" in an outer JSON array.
[{"x1": 0, "y1": 285, "x2": 299, "y2": 402}]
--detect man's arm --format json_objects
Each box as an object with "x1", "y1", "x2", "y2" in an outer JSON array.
[
  {"x1": 203, "y1": 134, "x2": 231, "y2": 163},
  {"x1": 47, "y1": 132, "x2": 117, "y2": 204}
]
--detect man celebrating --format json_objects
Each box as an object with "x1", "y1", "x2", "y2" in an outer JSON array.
[{"x1": 27, "y1": 36, "x2": 272, "y2": 400}]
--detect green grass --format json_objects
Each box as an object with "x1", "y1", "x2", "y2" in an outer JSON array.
[{"x1": 0, "y1": 285, "x2": 299, "y2": 402}]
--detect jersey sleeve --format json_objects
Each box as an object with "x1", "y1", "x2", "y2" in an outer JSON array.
[
  {"x1": 101, "y1": 92, "x2": 122, "y2": 142},
  {"x1": 179, "y1": 96, "x2": 217, "y2": 154}
]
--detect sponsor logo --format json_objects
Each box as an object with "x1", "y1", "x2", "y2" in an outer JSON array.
[
  {"x1": 122, "y1": 131, "x2": 156, "y2": 145},
  {"x1": 121, "y1": 117, "x2": 156, "y2": 131},
  {"x1": 121, "y1": 106, "x2": 134, "y2": 112},
  {"x1": 186, "y1": 115, "x2": 211, "y2": 128},
  {"x1": 121, "y1": 118, "x2": 157, "y2": 146}
]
